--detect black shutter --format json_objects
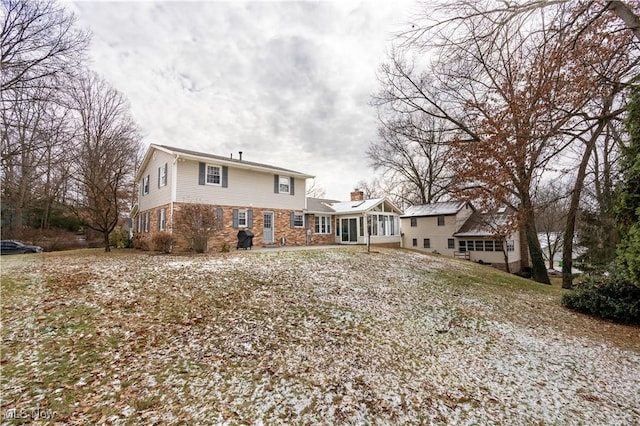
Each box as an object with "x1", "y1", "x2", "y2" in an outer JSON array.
[
  {"x1": 157, "y1": 210, "x2": 161, "y2": 230},
  {"x1": 290, "y1": 177, "x2": 295, "y2": 195},
  {"x1": 157, "y1": 167, "x2": 161, "y2": 188},
  {"x1": 222, "y1": 166, "x2": 228, "y2": 188},
  {"x1": 199, "y1": 162, "x2": 206, "y2": 185},
  {"x1": 248, "y1": 210, "x2": 253, "y2": 228},
  {"x1": 274, "y1": 175, "x2": 279, "y2": 193},
  {"x1": 216, "y1": 207, "x2": 223, "y2": 230},
  {"x1": 164, "y1": 163, "x2": 168, "y2": 185},
  {"x1": 232, "y1": 209, "x2": 239, "y2": 228},
  {"x1": 305, "y1": 214, "x2": 310, "y2": 229}
]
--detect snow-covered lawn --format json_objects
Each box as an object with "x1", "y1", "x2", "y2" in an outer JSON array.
[{"x1": 2, "y1": 247, "x2": 639, "y2": 425}]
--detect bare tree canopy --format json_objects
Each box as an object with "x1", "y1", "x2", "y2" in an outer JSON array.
[
  {"x1": 1, "y1": 0, "x2": 89, "y2": 94},
  {"x1": 68, "y1": 71, "x2": 141, "y2": 252}
]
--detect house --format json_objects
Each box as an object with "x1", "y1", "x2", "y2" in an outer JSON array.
[
  {"x1": 133, "y1": 146, "x2": 402, "y2": 252},
  {"x1": 307, "y1": 191, "x2": 403, "y2": 246},
  {"x1": 133, "y1": 144, "x2": 314, "y2": 251},
  {"x1": 400, "y1": 201, "x2": 525, "y2": 272}
]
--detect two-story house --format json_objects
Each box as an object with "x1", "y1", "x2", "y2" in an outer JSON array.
[
  {"x1": 400, "y1": 201, "x2": 525, "y2": 272},
  {"x1": 133, "y1": 144, "x2": 313, "y2": 251}
]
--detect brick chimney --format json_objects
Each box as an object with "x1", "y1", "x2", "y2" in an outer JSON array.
[{"x1": 350, "y1": 189, "x2": 364, "y2": 201}]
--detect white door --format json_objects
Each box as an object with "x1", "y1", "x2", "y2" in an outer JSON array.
[{"x1": 263, "y1": 212, "x2": 274, "y2": 243}]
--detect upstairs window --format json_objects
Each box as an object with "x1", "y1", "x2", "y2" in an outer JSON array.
[
  {"x1": 158, "y1": 163, "x2": 167, "y2": 187},
  {"x1": 437, "y1": 215, "x2": 445, "y2": 226},
  {"x1": 142, "y1": 175, "x2": 150, "y2": 195},
  {"x1": 279, "y1": 176, "x2": 290, "y2": 194},
  {"x1": 206, "y1": 165, "x2": 221, "y2": 185},
  {"x1": 410, "y1": 217, "x2": 417, "y2": 227}
]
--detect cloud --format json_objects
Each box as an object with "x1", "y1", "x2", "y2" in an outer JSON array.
[{"x1": 69, "y1": 0, "x2": 414, "y2": 200}]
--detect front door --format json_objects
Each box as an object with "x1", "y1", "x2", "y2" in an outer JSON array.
[{"x1": 263, "y1": 212, "x2": 274, "y2": 244}]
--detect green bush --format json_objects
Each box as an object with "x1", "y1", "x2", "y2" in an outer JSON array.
[
  {"x1": 220, "y1": 241, "x2": 230, "y2": 253},
  {"x1": 109, "y1": 227, "x2": 132, "y2": 248},
  {"x1": 562, "y1": 266, "x2": 640, "y2": 324},
  {"x1": 152, "y1": 232, "x2": 174, "y2": 253}
]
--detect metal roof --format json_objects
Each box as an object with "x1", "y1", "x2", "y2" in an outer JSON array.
[
  {"x1": 401, "y1": 201, "x2": 470, "y2": 218},
  {"x1": 453, "y1": 206, "x2": 515, "y2": 237}
]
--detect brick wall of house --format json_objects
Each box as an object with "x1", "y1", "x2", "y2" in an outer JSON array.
[{"x1": 135, "y1": 203, "x2": 339, "y2": 252}]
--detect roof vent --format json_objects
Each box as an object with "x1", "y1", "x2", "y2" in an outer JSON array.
[{"x1": 239, "y1": 151, "x2": 243, "y2": 161}]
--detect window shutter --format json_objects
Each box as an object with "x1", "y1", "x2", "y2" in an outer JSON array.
[
  {"x1": 274, "y1": 175, "x2": 279, "y2": 193},
  {"x1": 199, "y1": 162, "x2": 206, "y2": 185},
  {"x1": 248, "y1": 210, "x2": 253, "y2": 228},
  {"x1": 216, "y1": 207, "x2": 223, "y2": 230},
  {"x1": 164, "y1": 163, "x2": 168, "y2": 185},
  {"x1": 232, "y1": 209, "x2": 239, "y2": 228},
  {"x1": 305, "y1": 214, "x2": 310, "y2": 229},
  {"x1": 290, "y1": 177, "x2": 295, "y2": 195},
  {"x1": 222, "y1": 166, "x2": 228, "y2": 188},
  {"x1": 290, "y1": 212, "x2": 295, "y2": 228},
  {"x1": 157, "y1": 210, "x2": 161, "y2": 230},
  {"x1": 157, "y1": 167, "x2": 161, "y2": 188}
]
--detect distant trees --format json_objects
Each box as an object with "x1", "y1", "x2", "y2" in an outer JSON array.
[
  {"x1": 373, "y1": 0, "x2": 639, "y2": 284},
  {"x1": 1, "y1": 0, "x2": 141, "y2": 251}
]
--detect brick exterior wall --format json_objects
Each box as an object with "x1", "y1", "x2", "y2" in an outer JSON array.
[{"x1": 135, "y1": 203, "x2": 336, "y2": 253}]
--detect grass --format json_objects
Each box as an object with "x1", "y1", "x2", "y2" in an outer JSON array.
[{"x1": 1, "y1": 247, "x2": 639, "y2": 424}]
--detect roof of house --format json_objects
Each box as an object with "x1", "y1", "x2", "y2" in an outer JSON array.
[
  {"x1": 306, "y1": 198, "x2": 342, "y2": 213},
  {"x1": 401, "y1": 201, "x2": 470, "y2": 218},
  {"x1": 136, "y1": 144, "x2": 314, "y2": 180},
  {"x1": 306, "y1": 197, "x2": 403, "y2": 215},
  {"x1": 453, "y1": 206, "x2": 515, "y2": 237}
]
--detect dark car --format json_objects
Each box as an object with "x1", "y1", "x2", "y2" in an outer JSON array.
[{"x1": 0, "y1": 240, "x2": 43, "y2": 255}]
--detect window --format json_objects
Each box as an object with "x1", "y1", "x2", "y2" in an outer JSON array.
[
  {"x1": 410, "y1": 217, "x2": 417, "y2": 227},
  {"x1": 437, "y1": 215, "x2": 445, "y2": 226},
  {"x1": 293, "y1": 212, "x2": 304, "y2": 228},
  {"x1": 412, "y1": 238, "x2": 417, "y2": 247},
  {"x1": 423, "y1": 238, "x2": 430, "y2": 249},
  {"x1": 459, "y1": 241, "x2": 466, "y2": 252},
  {"x1": 448, "y1": 238, "x2": 455, "y2": 249},
  {"x1": 485, "y1": 241, "x2": 494, "y2": 252},
  {"x1": 137, "y1": 215, "x2": 142, "y2": 233},
  {"x1": 158, "y1": 163, "x2": 167, "y2": 187},
  {"x1": 507, "y1": 240, "x2": 515, "y2": 252},
  {"x1": 144, "y1": 212, "x2": 150, "y2": 232},
  {"x1": 475, "y1": 240, "x2": 484, "y2": 251},
  {"x1": 371, "y1": 215, "x2": 378, "y2": 236},
  {"x1": 238, "y1": 210, "x2": 247, "y2": 227},
  {"x1": 314, "y1": 215, "x2": 331, "y2": 234},
  {"x1": 279, "y1": 176, "x2": 290, "y2": 194},
  {"x1": 159, "y1": 208, "x2": 166, "y2": 231},
  {"x1": 467, "y1": 240, "x2": 474, "y2": 251},
  {"x1": 206, "y1": 165, "x2": 221, "y2": 185},
  {"x1": 142, "y1": 175, "x2": 150, "y2": 195}
]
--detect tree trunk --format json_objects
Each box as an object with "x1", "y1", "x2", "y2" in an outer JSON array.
[
  {"x1": 500, "y1": 241, "x2": 511, "y2": 273},
  {"x1": 104, "y1": 232, "x2": 111, "y2": 252},
  {"x1": 608, "y1": 1, "x2": 640, "y2": 42},
  {"x1": 522, "y1": 196, "x2": 551, "y2": 284}
]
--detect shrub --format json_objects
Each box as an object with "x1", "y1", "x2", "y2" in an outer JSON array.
[
  {"x1": 109, "y1": 227, "x2": 132, "y2": 249},
  {"x1": 562, "y1": 266, "x2": 640, "y2": 324},
  {"x1": 152, "y1": 232, "x2": 174, "y2": 253},
  {"x1": 220, "y1": 241, "x2": 230, "y2": 253},
  {"x1": 190, "y1": 236, "x2": 208, "y2": 253}
]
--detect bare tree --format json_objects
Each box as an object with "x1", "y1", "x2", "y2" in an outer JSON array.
[
  {"x1": 306, "y1": 179, "x2": 327, "y2": 199},
  {"x1": 534, "y1": 182, "x2": 569, "y2": 270},
  {"x1": 1, "y1": 0, "x2": 89, "y2": 95},
  {"x1": 67, "y1": 71, "x2": 140, "y2": 252},
  {"x1": 368, "y1": 114, "x2": 454, "y2": 204}
]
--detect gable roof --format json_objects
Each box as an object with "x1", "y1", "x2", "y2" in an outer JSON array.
[
  {"x1": 401, "y1": 201, "x2": 471, "y2": 218},
  {"x1": 453, "y1": 206, "x2": 516, "y2": 237},
  {"x1": 136, "y1": 144, "x2": 314, "y2": 180},
  {"x1": 306, "y1": 197, "x2": 403, "y2": 215}
]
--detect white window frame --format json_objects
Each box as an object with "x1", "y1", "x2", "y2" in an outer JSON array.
[
  {"x1": 507, "y1": 240, "x2": 515, "y2": 252},
  {"x1": 293, "y1": 212, "x2": 304, "y2": 228},
  {"x1": 159, "y1": 164, "x2": 167, "y2": 187},
  {"x1": 237, "y1": 210, "x2": 248, "y2": 228},
  {"x1": 159, "y1": 208, "x2": 166, "y2": 231},
  {"x1": 279, "y1": 176, "x2": 290, "y2": 194},
  {"x1": 206, "y1": 164, "x2": 221, "y2": 186},
  {"x1": 314, "y1": 215, "x2": 331, "y2": 234}
]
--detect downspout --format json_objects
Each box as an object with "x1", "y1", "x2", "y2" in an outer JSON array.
[{"x1": 170, "y1": 154, "x2": 179, "y2": 236}]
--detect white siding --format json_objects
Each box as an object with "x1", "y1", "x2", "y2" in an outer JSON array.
[
  {"x1": 175, "y1": 159, "x2": 306, "y2": 210},
  {"x1": 138, "y1": 150, "x2": 174, "y2": 212}
]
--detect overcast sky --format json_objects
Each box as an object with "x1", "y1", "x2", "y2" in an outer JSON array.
[{"x1": 67, "y1": 0, "x2": 419, "y2": 200}]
